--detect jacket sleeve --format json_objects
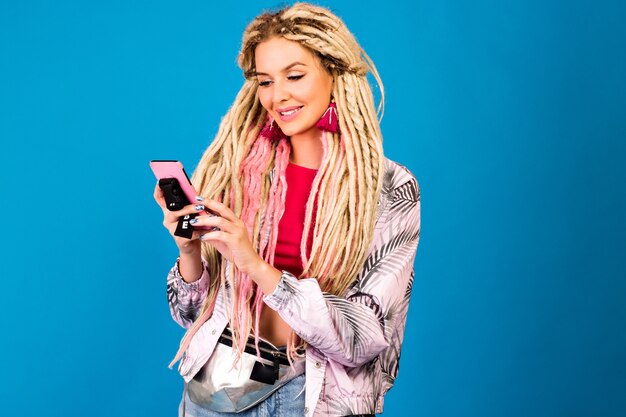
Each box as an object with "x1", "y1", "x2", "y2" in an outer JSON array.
[
  {"x1": 263, "y1": 177, "x2": 421, "y2": 367},
  {"x1": 166, "y1": 257, "x2": 211, "y2": 329}
]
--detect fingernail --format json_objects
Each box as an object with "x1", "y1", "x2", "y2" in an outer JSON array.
[
  {"x1": 189, "y1": 218, "x2": 198, "y2": 225},
  {"x1": 195, "y1": 195, "x2": 204, "y2": 202},
  {"x1": 195, "y1": 204, "x2": 205, "y2": 211}
]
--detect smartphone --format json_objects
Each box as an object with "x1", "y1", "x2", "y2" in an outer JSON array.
[{"x1": 150, "y1": 160, "x2": 216, "y2": 230}]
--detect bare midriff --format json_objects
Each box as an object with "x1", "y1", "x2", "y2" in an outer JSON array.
[{"x1": 257, "y1": 305, "x2": 293, "y2": 347}]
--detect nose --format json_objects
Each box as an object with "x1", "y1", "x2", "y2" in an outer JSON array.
[{"x1": 272, "y1": 80, "x2": 291, "y2": 106}]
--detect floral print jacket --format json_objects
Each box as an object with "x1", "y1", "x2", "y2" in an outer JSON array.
[{"x1": 166, "y1": 157, "x2": 421, "y2": 416}]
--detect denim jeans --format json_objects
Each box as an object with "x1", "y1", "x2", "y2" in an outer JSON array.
[{"x1": 178, "y1": 373, "x2": 306, "y2": 417}]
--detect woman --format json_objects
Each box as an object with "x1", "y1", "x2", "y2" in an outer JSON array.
[{"x1": 153, "y1": 3, "x2": 421, "y2": 416}]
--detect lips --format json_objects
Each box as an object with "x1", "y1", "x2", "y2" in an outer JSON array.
[
  {"x1": 277, "y1": 105, "x2": 303, "y2": 116},
  {"x1": 277, "y1": 105, "x2": 304, "y2": 122}
]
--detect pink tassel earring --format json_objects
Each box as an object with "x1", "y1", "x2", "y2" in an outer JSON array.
[
  {"x1": 260, "y1": 116, "x2": 289, "y2": 141},
  {"x1": 316, "y1": 98, "x2": 340, "y2": 133}
]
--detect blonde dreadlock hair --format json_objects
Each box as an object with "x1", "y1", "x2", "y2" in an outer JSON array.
[{"x1": 169, "y1": 2, "x2": 386, "y2": 369}]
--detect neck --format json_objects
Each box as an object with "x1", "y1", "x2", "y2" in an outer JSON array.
[{"x1": 289, "y1": 128, "x2": 323, "y2": 169}]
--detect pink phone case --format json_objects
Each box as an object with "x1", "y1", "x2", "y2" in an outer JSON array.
[{"x1": 150, "y1": 160, "x2": 212, "y2": 230}]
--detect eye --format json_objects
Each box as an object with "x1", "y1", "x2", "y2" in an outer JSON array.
[{"x1": 257, "y1": 74, "x2": 304, "y2": 88}]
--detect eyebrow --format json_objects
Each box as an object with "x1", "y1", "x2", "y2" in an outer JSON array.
[{"x1": 253, "y1": 62, "x2": 307, "y2": 76}]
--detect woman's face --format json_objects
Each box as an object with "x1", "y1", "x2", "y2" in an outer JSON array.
[{"x1": 254, "y1": 36, "x2": 334, "y2": 138}]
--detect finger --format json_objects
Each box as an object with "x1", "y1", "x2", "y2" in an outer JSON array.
[
  {"x1": 163, "y1": 203, "x2": 209, "y2": 224},
  {"x1": 204, "y1": 200, "x2": 239, "y2": 223},
  {"x1": 190, "y1": 215, "x2": 235, "y2": 233},
  {"x1": 153, "y1": 183, "x2": 167, "y2": 210},
  {"x1": 199, "y1": 229, "x2": 226, "y2": 242}
]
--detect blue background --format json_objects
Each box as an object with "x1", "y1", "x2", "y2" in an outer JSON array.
[{"x1": 1, "y1": 1, "x2": 624, "y2": 416}]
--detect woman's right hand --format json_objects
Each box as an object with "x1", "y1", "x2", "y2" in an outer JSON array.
[{"x1": 153, "y1": 182, "x2": 205, "y2": 255}]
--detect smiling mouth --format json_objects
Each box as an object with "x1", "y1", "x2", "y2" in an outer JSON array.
[{"x1": 278, "y1": 106, "x2": 303, "y2": 116}]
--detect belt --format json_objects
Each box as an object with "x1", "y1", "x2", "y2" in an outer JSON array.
[{"x1": 217, "y1": 327, "x2": 292, "y2": 367}]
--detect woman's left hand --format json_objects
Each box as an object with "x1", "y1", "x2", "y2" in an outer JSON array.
[{"x1": 190, "y1": 199, "x2": 264, "y2": 276}]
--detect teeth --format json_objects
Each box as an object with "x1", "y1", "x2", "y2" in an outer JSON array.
[{"x1": 280, "y1": 107, "x2": 302, "y2": 116}]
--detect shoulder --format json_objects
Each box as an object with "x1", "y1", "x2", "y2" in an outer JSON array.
[
  {"x1": 381, "y1": 156, "x2": 420, "y2": 202},
  {"x1": 373, "y1": 157, "x2": 420, "y2": 227}
]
